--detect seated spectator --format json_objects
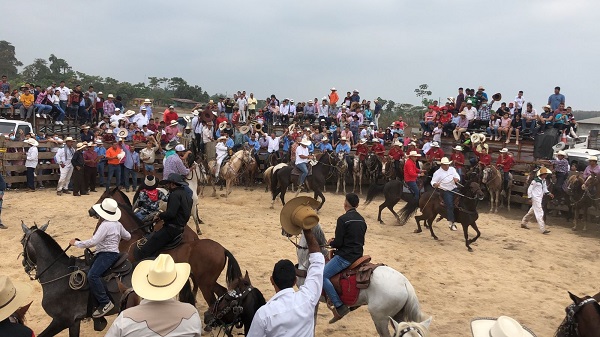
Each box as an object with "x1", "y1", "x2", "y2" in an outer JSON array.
[
  {"x1": 537, "y1": 105, "x2": 554, "y2": 134},
  {"x1": 419, "y1": 106, "x2": 437, "y2": 136},
  {"x1": 507, "y1": 114, "x2": 523, "y2": 145},
  {"x1": 486, "y1": 114, "x2": 500, "y2": 141},
  {"x1": 452, "y1": 112, "x2": 469, "y2": 141},
  {"x1": 498, "y1": 113, "x2": 512, "y2": 142},
  {"x1": 521, "y1": 103, "x2": 537, "y2": 137}
]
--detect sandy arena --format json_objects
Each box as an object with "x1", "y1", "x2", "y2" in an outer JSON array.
[{"x1": 1, "y1": 187, "x2": 598, "y2": 336}]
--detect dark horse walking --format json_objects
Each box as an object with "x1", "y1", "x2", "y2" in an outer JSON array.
[
  {"x1": 397, "y1": 179, "x2": 485, "y2": 251},
  {"x1": 364, "y1": 180, "x2": 414, "y2": 224},
  {"x1": 270, "y1": 151, "x2": 337, "y2": 210},
  {"x1": 555, "y1": 291, "x2": 600, "y2": 337}
]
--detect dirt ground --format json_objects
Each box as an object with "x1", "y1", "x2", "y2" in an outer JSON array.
[{"x1": 1, "y1": 186, "x2": 599, "y2": 337}]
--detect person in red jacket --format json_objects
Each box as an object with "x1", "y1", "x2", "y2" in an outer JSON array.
[
  {"x1": 388, "y1": 140, "x2": 404, "y2": 177},
  {"x1": 472, "y1": 144, "x2": 491, "y2": 167},
  {"x1": 450, "y1": 145, "x2": 465, "y2": 177},
  {"x1": 404, "y1": 150, "x2": 422, "y2": 200},
  {"x1": 355, "y1": 139, "x2": 369, "y2": 161},
  {"x1": 426, "y1": 142, "x2": 444, "y2": 163},
  {"x1": 370, "y1": 138, "x2": 386, "y2": 159},
  {"x1": 496, "y1": 148, "x2": 515, "y2": 192},
  {"x1": 163, "y1": 105, "x2": 178, "y2": 124}
]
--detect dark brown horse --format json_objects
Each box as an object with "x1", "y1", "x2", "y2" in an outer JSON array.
[
  {"x1": 555, "y1": 291, "x2": 600, "y2": 337},
  {"x1": 91, "y1": 189, "x2": 237, "y2": 321},
  {"x1": 364, "y1": 180, "x2": 414, "y2": 224},
  {"x1": 270, "y1": 151, "x2": 337, "y2": 210},
  {"x1": 397, "y1": 179, "x2": 485, "y2": 251}
]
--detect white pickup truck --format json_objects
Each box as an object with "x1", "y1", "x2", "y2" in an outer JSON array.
[
  {"x1": 0, "y1": 119, "x2": 33, "y2": 137},
  {"x1": 555, "y1": 130, "x2": 600, "y2": 170}
]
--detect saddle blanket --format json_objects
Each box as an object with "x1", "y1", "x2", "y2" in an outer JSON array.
[{"x1": 339, "y1": 274, "x2": 360, "y2": 306}]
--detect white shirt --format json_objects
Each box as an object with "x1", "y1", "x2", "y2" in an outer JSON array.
[
  {"x1": 289, "y1": 104, "x2": 297, "y2": 116},
  {"x1": 74, "y1": 220, "x2": 131, "y2": 253},
  {"x1": 191, "y1": 116, "x2": 202, "y2": 134},
  {"x1": 431, "y1": 166, "x2": 460, "y2": 191},
  {"x1": 318, "y1": 105, "x2": 329, "y2": 117},
  {"x1": 202, "y1": 126, "x2": 213, "y2": 144},
  {"x1": 57, "y1": 86, "x2": 70, "y2": 101},
  {"x1": 527, "y1": 178, "x2": 549, "y2": 200},
  {"x1": 295, "y1": 145, "x2": 309, "y2": 165},
  {"x1": 514, "y1": 96, "x2": 525, "y2": 109},
  {"x1": 26, "y1": 146, "x2": 38, "y2": 168},
  {"x1": 237, "y1": 97, "x2": 247, "y2": 111},
  {"x1": 267, "y1": 136, "x2": 281, "y2": 153},
  {"x1": 131, "y1": 113, "x2": 148, "y2": 127},
  {"x1": 216, "y1": 142, "x2": 228, "y2": 161},
  {"x1": 110, "y1": 114, "x2": 123, "y2": 124},
  {"x1": 247, "y1": 253, "x2": 324, "y2": 337},
  {"x1": 462, "y1": 107, "x2": 477, "y2": 121},
  {"x1": 55, "y1": 146, "x2": 75, "y2": 166},
  {"x1": 280, "y1": 104, "x2": 290, "y2": 116},
  {"x1": 422, "y1": 142, "x2": 432, "y2": 154}
]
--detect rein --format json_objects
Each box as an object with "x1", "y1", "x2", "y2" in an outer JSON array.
[
  {"x1": 564, "y1": 297, "x2": 599, "y2": 336},
  {"x1": 207, "y1": 286, "x2": 254, "y2": 335},
  {"x1": 22, "y1": 229, "x2": 80, "y2": 286}
]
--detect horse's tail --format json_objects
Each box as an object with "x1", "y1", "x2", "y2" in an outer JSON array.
[
  {"x1": 394, "y1": 281, "x2": 428, "y2": 324},
  {"x1": 178, "y1": 278, "x2": 196, "y2": 307},
  {"x1": 224, "y1": 249, "x2": 242, "y2": 286},
  {"x1": 397, "y1": 197, "x2": 420, "y2": 225},
  {"x1": 365, "y1": 183, "x2": 385, "y2": 205}
]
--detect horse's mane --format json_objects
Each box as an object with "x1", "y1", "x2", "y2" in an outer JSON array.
[
  {"x1": 33, "y1": 229, "x2": 67, "y2": 257},
  {"x1": 115, "y1": 188, "x2": 132, "y2": 208},
  {"x1": 394, "y1": 321, "x2": 430, "y2": 337}
]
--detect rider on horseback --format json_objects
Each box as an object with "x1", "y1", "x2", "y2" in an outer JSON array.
[
  {"x1": 370, "y1": 138, "x2": 385, "y2": 160},
  {"x1": 134, "y1": 176, "x2": 168, "y2": 222},
  {"x1": 405, "y1": 151, "x2": 422, "y2": 199},
  {"x1": 388, "y1": 140, "x2": 404, "y2": 176},
  {"x1": 215, "y1": 136, "x2": 228, "y2": 179},
  {"x1": 70, "y1": 198, "x2": 131, "y2": 318},
  {"x1": 496, "y1": 148, "x2": 514, "y2": 195},
  {"x1": 324, "y1": 193, "x2": 367, "y2": 323},
  {"x1": 431, "y1": 157, "x2": 461, "y2": 231},
  {"x1": 296, "y1": 139, "x2": 314, "y2": 192}
]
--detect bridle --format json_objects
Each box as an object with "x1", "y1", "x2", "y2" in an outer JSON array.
[
  {"x1": 398, "y1": 326, "x2": 424, "y2": 337},
  {"x1": 565, "y1": 297, "x2": 599, "y2": 336},
  {"x1": 21, "y1": 229, "x2": 74, "y2": 284},
  {"x1": 207, "y1": 285, "x2": 255, "y2": 336}
]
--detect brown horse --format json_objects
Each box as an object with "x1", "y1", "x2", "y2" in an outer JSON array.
[
  {"x1": 567, "y1": 173, "x2": 599, "y2": 231},
  {"x1": 209, "y1": 148, "x2": 253, "y2": 198},
  {"x1": 555, "y1": 291, "x2": 600, "y2": 337},
  {"x1": 92, "y1": 189, "x2": 237, "y2": 320},
  {"x1": 482, "y1": 165, "x2": 503, "y2": 213},
  {"x1": 242, "y1": 155, "x2": 258, "y2": 191}
]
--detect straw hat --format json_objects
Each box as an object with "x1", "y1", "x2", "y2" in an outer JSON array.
[
  {"x1": 143, "y1": 175, "x2": 158, "y2": 189},
  {"x1": 300, "y1": 139, "x2": 312, "y2": 146},
  {"x1": 209, "y1": 100, "x2": 214, "y2": 104},
  {"x1": 65, "y1": 136, "x2": 74, "y2": 142},
  {"x1": 499, "y1": 148, "x2": 509, "y2": 153},
  {"x1": 408, "y1": 151, "x2": 420, "y2": 157},
  {"x1": 219, "y1": 121, "x2": 227, "y2": 131},
  {"x1": 24, "y1": 138, "x2": 38, "y2": 147},
  {"x1": 132, "y1": 254, "x2": 191, "y2": 301},
  {"x1": 0, "y1": 276, "x2": 32, "y2": 321},
  {"x1": 478, "y1": 133, "x2": 487, "y2": 143},
  {"x1": 537, "y1": 167, "x2": 552, "y2": 176},
  {"x1": 588, "y1": 156, "x2": 598, "y2": 161},
  {"x1": 92, "y1": 198, "x2": 122, "y2": 221},
  {"x1": 280, "y1": 196, "x2": 320, "y2": 235},
  {"x1": 322, "y1": 137, "x2": 329, "y2": 142},
  {"x1": 217, "y1": 136, "x2": 227, "y2": 141},
  {"x1": 124, "y1": 110, "x2": 135, "y2": 117},
  {"x1": 174, "y1": 144, "x2": 186, "y2": 152},
  {"x1": 453, "y1": 145, "x2": 463, "y2": 151},
  {"x1": 330, "y1": 87, "x2": 337, "y2": 91},
  {"x1": 392, "y1": 140, "x2": 402, "y2": 147},
  {"x1": 459, "y1": 111, "x2": 467, "y2": 115},
  {"x1": 340, "y1": 137, "x2": 347, "y2": 141},
  {"x1": 556, "y1": 150, "x2": 567, "y2": 157},
  {"x1": 117, "y1": 129, "x2": 128, "y2": 139},
  {"x1": 117, "y1": 151, "x2": 126, "y2": 160},
  {"x1": 288, "y1": 124, "x2": 296, "y2": 132},
  {"x1": 432, "y1": 142, "x2": 440, "y2": 148},
  {"x1": 471, "y1": 316, "x2": 536, "y2": 337},
  {"x1": 191, "y1": 110, "x2": 199, "y2": 116},
  {"x1": 183, "y1": 116, "x2": 191, "y2": 123},
  {"x1": 169, "y1": 120, "x2": 179, "y2": 127},
  {"x1": 106, "y1": 129, "x2": 113, "y2": 134},
  {"x1": 440, "y1": 157, "x2": 452, "y2": 165},
  {"x1": 87, "y1": 141, "x2": 96, "y2": 147},
  {"x1": 76, "y1": 142, "x2": 87, "y2": 151},
  {"x1": 359, "y1": 138, "x2": 367, "y2": 144},
  {"x1": 144, "y1": 98, "x2": 151, "y2": 104},
  {"x1": 165, "y1": 140, "x2": 179, "y2": 151},
  {"x1": 107, "y1": 94, "x2": 114, "y2": 98},
  {"x1": 239, "y1": 125, "x2": 250, "y2": 134},
  {"x1": 110, "y1": 121, "x2": 118, "y2": 128},
  {"x1": 371, "y1": 137, "x2": 379, "y2": 143}
]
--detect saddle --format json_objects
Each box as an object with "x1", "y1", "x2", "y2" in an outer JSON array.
[
  {"x1": 132, "y1": 231, "x2": 184, "y2": 261},
  {"x1": 291, "y1": 163, "x2": 313, "y2": 177},
  {"x1": 438, "y1": 192, "x2": 461, "y2": 209}
]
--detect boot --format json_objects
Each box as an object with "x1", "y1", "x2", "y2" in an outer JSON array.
[{"x1": 329, "y1": 304, "x2": 350, "y2": 324}]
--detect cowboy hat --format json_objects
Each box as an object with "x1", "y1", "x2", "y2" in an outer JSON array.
[
  {"x1": 117, "y1": 151, "x2": 126, "y2": 160},
  {"x1": 114, "y1": 108, "x2": 121, "y2": 112},
  {"x1": 92, "y1": 198, "x2": 122, "y2": 221},
  {"x1": 556, "y1": 150, "x2": 567, "y2": 157},
  {"x1": 169, "y1": 120, "x2": 179, "y2": 126},
  {"x1": 477, "y1": 86, "x2": 485, "y2": 91},
  {"x1": 191, "y1": 110, "x2": 199, "y2": 116},
  {"x1": 143, "y1": 175, "x2": 158, "y2": 189},
  {"x1": 408, "y1": 151, "x2": 420, "y2": 157},
  {"x1": 117, "y1": 129, "x2": 128, "y2": 139},
  {"x1": 106, "y1": 129, "x2": 113, "y2": 134},
  {"x1": 95, "y1": 139, "x2": 103, "y2": 145},
  {"x1": 459, "y1": 111, "x2": 467, "y2": 115},
  {"x1": 499, "y1": 148, "x2": 509, "y2": 153},
  {"x1": 124, "y1": 110, "x2": 135, "y2": 117},
  {"x1": 322, "y1": 137, "x2": 329, "y2": 141},
  {"x1": 588, "y1": 156, "x2": 598, "y2": 161},
  {"x1": 76, "y1": 142, "x2": 87, "y2": 151},
  {"x1": 212, "y1": 111, "x2": 218, "y2": 116},
  {"x1": 169, "y1": 105, "x2": 175, "y2": 109},
  {"x1": 0, "y1": 276, "x2": 32, "y2": 322},
  {"x1": 392, "y1": 140, "x2": 402, "y2": 147},
  {"x1": 453, "y1": 145, "x2": 463, "y2": 151},
  {"x1": 87, "y1": 142, "x2": 96, "y2": 147},
  {"x1": 183, "y1": 116, "x2": 191, "y2": 123},
  {"x1": 132, "y1": 254, "x2": 191, "y2": 301},
  {"x1": 219, "y1": 121, "x2": 227, "y2": 131},
  {"x1": 98, "y1": 91, "x2": 103, "y2": 95},
  {"x1": 471, "y1": 316, "x2": 536, "y2": 337},
  {"x1": 185, "y1": 125, "x2": 191, "y2": 130},
  {"x1": 110, "y1": 122, "x2": 118, "y2": 128},
  {"x1": 359, "y1": 138, "x2": 367, "y2": 144},
  {"x1": 208, "y1": 99, "x2": 214, "y2": 104},
  {"x1": 482, "y1": 143, "x2": 489, "y2": 150},
  {"x1": 107, "y1": 94, "x2": 114, "y2": 98},
  {"x1": 24, "y1": 138, "x2": 38, "y2": 147},
  {"x1": 288, "y1": 124, "x2": 296, "y2": 133},
  {"x1": 165, "y1": 140, "x2": 179, "y2": 151},
  {"x1": 81, "y1": 125, "x2": 90, "y2": 129},
  {"x1": 330, "y1": 87, "x2": 337, "y2": 91},
  {"x1": 478, "y1": 133, "x2": 487, "y2": 143},
  {"x1": 470, "y1": 134, "x2": 481, "y2": 144},
  {"x1": 432, "y1": 142, "x2": 440, "y2": 147},
  {"x1": 217, "y1": 136, "x2": 227, "y2": 141},
  {"x1": 159, "y1": 173, "x2": 189, "y2": 186},
  {"x1": 371, "y1": 137, "x2": 379, "y2": 142},
  {"x1": 144, "y1": 98, "x2": 151, "y2": 104},
  {"x1": 340, "y1": 136, "x2": 347, "y2": 141},
  {"x1": 174, "y1": 144, "x2": 186, "y2": 152},
  {"x1": 280, "y1": 196, "x2": 320, "y2": 235},
  {"x1": 300, "y1": 139, "x2": 312, "y2": 146},
  {"x1": 537, "y1": 167, "x2": 552, "y2": 176},
  {"x1": 239, "y1": 125, "x2": 250, "y2": 134},
  {"x1": 440, "y1": 157, "x2": 452, "y2": 165},
  {"x1": 65, "y1": 136, "x2": 74, "y2": 142}
]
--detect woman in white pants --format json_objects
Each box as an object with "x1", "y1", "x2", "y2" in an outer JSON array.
[{"x1": 521, "y1": 167, "x2": 553, "y2": 234}]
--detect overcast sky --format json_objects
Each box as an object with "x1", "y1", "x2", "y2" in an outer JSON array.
[{"x1": 5, "y1": 0, "x2": 600, "y2": 110}]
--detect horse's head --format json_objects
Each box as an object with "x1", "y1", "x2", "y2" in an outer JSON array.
[
  {"x1": 337, "y1": 151, "x2": 346, "y2": 161},
  {"x1": 556, "y1": 292, "x2": 600, "y2": 337},
  {"x1": 566, "y1": 174, "x2": 583, "y2": 194},
  {"x1": 583, "y1": 173, "x2": 599, "y2": 191},
  {"x1": 390, "y1": 316, "x2": 432, "y2": 337},
  {"x1": 20, "y1": 220, "x2": 49, "y2": 277},
  {"x1": 90, "y1": 188, "x2": 131, "y2": 217},
  {"x1": 466, "y1": 181, "x2": 485, "y2": 200}
]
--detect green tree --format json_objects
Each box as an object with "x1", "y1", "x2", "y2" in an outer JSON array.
[
  {"x1": 22, "y1": 58, "x2": 52, "y2": 83},
  {"x1": 414, "y1": 83, "x2": 434, "y2": 107},
  {"x1": 0, "y1": 40, "x2": 22, "y2": 78},
  {"x1": 48, "y1": 54, "x2": 73, "y2": 78}
]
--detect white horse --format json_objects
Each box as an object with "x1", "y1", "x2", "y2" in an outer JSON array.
[
  {"x1": 389, "y1": 317, "x2": 432, "y2": 337},
  {"x1": 353, "y1": 156, "x2": 363, "y2": 194},
  {"x1": 295, "y1": 225, "x2": 430, "y2": 337},
  {"x1": 184, "y1": 162, "x2": 209, "y2": 235}
]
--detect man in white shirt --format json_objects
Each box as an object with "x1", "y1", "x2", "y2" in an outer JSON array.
[
  {"x1": 295, "y1": 140, "x2": 314, "y2": 190},
  {"x1": 237, "y1": 95, "x2": 248, "y2": 123},
  {"x1": 56, "y1": 137, "x2": 75, "y2": 195},
  {"x1": 462, "y1": 102, "x2": 477, "y2": 122},
  {"x1": 110, "y1": 108, "x2": 123, "y2": 123},
  {"x1": 431, "y1": 157, "x2": 461, "y2": 231},
  {"x1": 131, "y1": 109, "x2": 148, "y2": 128},
  {"x1": 247, "y1": 224, "x2": 324, "y2": 337},
  {"x1": 56, "y1": 80, "x2": 70, "y2": 112},
  {"x1": 266, "y1": 129, "x2": 288, "y2": 160},
  {"x1": 514, "y1": 90, "x2": 525, "y2": 114},
  {"x1": 215, "y1": 136, "x2": 228, "y2": 178},
  {"x1": 140, "y1": 99, "x2": 153, "y2": 120},
  {"x1": 279, "y1": 99, "x2": 291, "y2": 125},
  {"x1": 289, "y1": 99, "x2": 297, "y2": 118}
]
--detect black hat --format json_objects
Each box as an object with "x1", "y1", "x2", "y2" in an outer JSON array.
[{"x1": 160, "y1": 173, "x2": 189, "y2": 186}]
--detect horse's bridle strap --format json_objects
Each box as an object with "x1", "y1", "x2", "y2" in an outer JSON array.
[{"x1": 399, "y1": 326, "x2": 423, "y2": 337}]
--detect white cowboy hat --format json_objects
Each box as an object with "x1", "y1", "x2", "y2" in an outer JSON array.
[
  {"x1": 588, "y1": 156, "x2": 598, "y2": 161},
  {"x1": 556, "y1": 150, "x2": 567, "y2": 157},
  {"x1": 219, "y1": 121, "x2": 227, "y2": 131},
  {"x1": 95, "y1": 139, "x2": 103, "y2": 145},
  {"x1": 432, "y1": 142, "x2": 440, "y2": 147},
  {"x1": 499, "y1": 148, "x2": 509, "y2": 153},
  {"x1": 322, "y1": 137, "x2": 329, "y2": 141},
  {"x1": 169, "y1": 120, "x2": 179, "y2": 126},
  {"x1": 117, "y1": 129, "x2": 128, "y2": 139},
  {"x1": 87, "y1": 142, "x2": 96, "y2": 147},
  {"x1": 191, "y1": 110, "x2": 199, "y2": 116},
  {"x1": 169, "y1": 105, "x2": 175, "y2": 109},
  {"x1": 65, "y1": 136, "x2": 74, "y2": 142},
  {"x1": 300, "y1": 139, "x2": 312, "y2": 146},
  {"x1": 143, "y1": 175, "x2": 158, "y2": 189},
  {"x1": 340, "y1": 137, "x2": 347, "y2": 141},
  {"x1": 459, "y1": 111, "x2": 467, "y2": 116},
  {"x1": 114, "y1": 107, "x2": 121, "y2": 112},
  {"x1": 212, "y1": 111, "x2": 218, "y2": 116},
  {"x1": 477, "y1": 85, "x2": 485, "y2": 91},
  {"x1": 24, "y1": 138, "x2": 38, "y2": 147},
  {"x1": 537, "y1": 167, "x2": 552, "y2": 176},
  {"x1": 280, "y1": 196, "x2": 320, "y2": 235},
  {"x1": 76, "y1": 142, "x2": 87, "y2": 151},
  {"x1": 144, "y1": 98, "x2": 151, "y2": 104},
  {"x1": 288, "y1": 124, "x2": 296, "y2": 132},
  {"x1": 330, "y1": 87, "x2": 337, "y2": 91},
  {"x1": 174, "y1": 144, "x2": 186, "y2": 152},
  {"x1": 110, "y1": 122, "x2": 118, "y2": 128},
  {"x1": 185, "y1": 125, "x2": 191, "y2": 130},
  {"x1": 124, "y1": 110, "x2": 136, "y2": 117},
  {"x1": 0, "y1": 275, "x2": 32, "y2": 322},
  {"x1": 132, "y1": 254, "x2": 191, "y2": 301},
  {"x1": 92, "y1": 198, "x2": 122, "y2": 221},
  {"x1": 408, "y1": 151, "x2": 420, "y2": 157},
  {"x1": 183, "y1": 116, "x2": 191, "y2": 123},
  {"x1": 107, "y1": 94, "x2": 114, "y2": 98},
  {"x1": 453, "y1": 145, "x2": 463, "y2": 151},
  {"x1": 471, "y1": 316, "x2": 536, "y2": 337},
  {"x1": 392, "y1": 140, "x2": 402, "y2": 147},
  {"x1": 98, "y1": 91, "x2": 103, "y2": 95},
  {"x1": 371, "y1": 137, "x2": 379, "y2": 142},
  {"x1": 239, "y1": 125, "x2": 250, "y2": 134},
  {"x1": 208, "y1": 99, "x2": 214, "y2": 104},
  {"x1": 409, "y1": 142, "x2": 417, "y2": 146},
  {"x1": 117, "y1": 151, "x2": 125, "y2": 160},
  {"x1": 470, "y1": 134, "x2": 481, "y2": 144},
  {"x1": 482, "y1": 143, "x2": 489, "y2": 150},
  {"x1": 440, "y1": 157, "x2": 452, "y2": 165},
  {"x1": 359, "y1": 138, "x2": 367, "y2": 144},
  {"x1": 217, "y1": 136, "x2": 227, "y2": 141},
  {"x1": 106, "y1": 129, "x2": 113, "y2": 134},
  {"x1": 478, "y1": 133, "x2": 487, "y2": 143}
]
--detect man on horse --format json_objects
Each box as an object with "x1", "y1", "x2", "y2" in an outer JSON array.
[
  {"x1": 472, "y1": 143, "x2": 491, "y2": 168},
  {"x1": 450, "y1": 145, "x2": 465, "y2": 178},
  {"x1": 215, "y1": 136, "x2": 228, "y2": 179},
  {"x1": 336, "y1": 136, "x2": 352, "y2": 172},
  {"x1": 496, "y1": 148, "x2": 514, "y2": 195},
  {"x1": 431, "y1": 157, "x2": 461, "y2": 231},
  {"x1": 163, "y1": 143, "x2": 195, "y2": 198},
  {"x1": 426, "y1": 142, "x2": 444, "y2": 164},
  {"x1": 370, "y1": 138, "x2": 385, "y2": 160},
  {"x1": 388, "y1": 140, "x2": 404, "y2": 177},
  {"x1": 296, "y1": 139, "x2": 314, "y2": 192},
  {"x1": 521, "y1": 167, "x2": 553, "y2": 234},
  {"x1": 355, "y1": 138, "x2": 369, "y2": 161},
  {"x1": 405, "y1": 151, "x2": 422, "y2": 200},
  {"x1": 134, "y1": 176, "x2": 168, "y2": 222},
  {"x1": 70, "y1": 198, "x2": 131, "y2": 318},
  {"x1": 324, "y1": 193, "x2": 367, "y2": 323},
  {"x1": 137, "y1": 174, "x2": 192, "y2": 259}
]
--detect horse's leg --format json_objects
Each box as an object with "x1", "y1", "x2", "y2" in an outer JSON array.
[
  {"x1": 470, "y1": 222, "x2": 481, "y2": 244},
  {"x1": 387, "y1": 198, "x2": 402, "y2": 224},
  {"x1": 343, "y1": 171, "x2": 347, "y2": 194},
  {"x1": 463, "y1": 223, "x2": 473, "y2": 252},
  {"x1": 378, "y1": 202, "x2": 386, "y2": 224},
  {"x1": 280, "y1": 186, "x2": 286, "y2": 206},
  {"x1": 582, "y1": 208, "x2": 588, "y2": 231},
  {"x1": 371, "y1": 314, "x2": 393, "y2": 337},
  {"x1": 488, "y1": 190, "x2": 493, "y2": 212},
  {"x1": 194, "y1": 203, "x2": 202, "y2": 235},
  {"x1": 572, "y1": 208, "x2": 578, "y2": 230},
  {"x1": 336, "y1": 176, "x2": 340, "y2": 194},
  {"x1": 68, "y1": 320, "x2": 81, "y2": 337},
  {"x1": 315, "y1": 189, "x2": 326, "y2": 211},
  {"x1": 507, "y1": 186, "x2": 512, "y2": 211},
  {"x1": 38, "y1": 318, "x2": 69, "y2": 337},
  {"x1": 428, "y1": 218, "x2": 438, "y2": 240},
  {"x1": 414, "y1": 215, "x2": 423, "y2": 233},
  {"x1": 495, "y1": 191, "x2": 500, "y2": 213}
]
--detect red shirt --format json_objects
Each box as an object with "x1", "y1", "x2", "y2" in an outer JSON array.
[
  {"x1": 147, "y1": 123, "x2": 157, "y2": 132},
  {"x1": 163, "y1": 110, "x2": 178, "y2": 124},
  {"x1": 388, "y1": 147, "x2": 404, "y2": 161},
  {"x1": 496, "y1": 154, "x2": 514, "y2": 172},
  {"x1": 216, "y1": 116, "x2": 228, "y2": 126},
  {"x1": 450, "y1": 152, "x2": 465, "y2": 168},
  {"x1": 404, "y1": 158, "x2": 420, "y2": 182},
  {"x1": 439, "y1": 112, "x2": 452, "y2": 124},
  {"x1": 356, "y1": 144, "x2": 369, "y2": 160},
  {"x1": 427, "y1": 148, "x2": 444, "y2": 162},
  {"x1": 371, "y1": 143, "x2": 385, "y2": 157},
  {"x1": 232, "y1": 111, "x2": 240, "y2": 125},
  {"x1": 473, "y1": 147, "x2": 492, "y2": 166}
]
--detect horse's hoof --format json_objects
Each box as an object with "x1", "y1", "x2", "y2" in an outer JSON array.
[
  {"x1": 269, "y1": 205, "x2": 274, "y2": 209},
  {"x1": 197, "y1": 230, "x2": 203, "y2": 235},
  {"x1": 199, "y1": 219, "x2": 204, "y2": 224},
  {"x1": 220, "y1": 194, "x2": 226, "y2": 197},
  {"x1": 414, "y1": 229, "x2": 422, "y2": 233},
  {"x1": 494, "y1": 210, "x2": 499, "y2": 213},
  {"x1": 468, "y1": 247, "x2": 474, "y2": 252},
  {"x1": 433, "y1": 236, "x2": 439, "y2": 240},
  {"x1": 571, "y1": 227, "x2": 577, "y2": 231},
  {"x1": 379, "y1": 220, "x2": 384, "y2": 225}
]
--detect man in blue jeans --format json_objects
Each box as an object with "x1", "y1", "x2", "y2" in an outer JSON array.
[
  {"x1": 295, "y1": 139, "x2": 313, "y2": 192},
  {"x1": 70, "y1": 198, "x2": 130, "y2": 317},
  {"x1": 431, "y1": 157, "x2": 461, "y2": 231},
  {"x1": 324, "y1": 193, "x2": 367, "y2": 323}
]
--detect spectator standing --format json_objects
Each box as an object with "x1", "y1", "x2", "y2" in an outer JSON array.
[
  {"x1": 163, "y1": 106, "x2": 178, "y2": 125},
  {"x1": 521, "y1": 167, "x2": 553, "y2": 234},
  {"x1": 56, "y1": 137, "x2": 75, "y2": 195},
  {"x1": 56, "y1": 80, "x2": 70, "y2": 113},
  {"x1": 328, "y1": 87, "x2": 339, "y2": 106},
  {"x1": 24, "y1": 138, "x2": 38, "y2": 192},
  {"x1": 122, "y1": 143, "x2": 139, "y2": 192},
  {"x1": 140, "y1": 98, "x2": 153, "y2": 120},
  {"x1": 84, "y1": 142, "x2": 99, "y2": 192},
  {"x1": 71, "y1": 142, "x2": 87, "y2": 196},
  {"x1": 247, "y1": 93, "x2": 258, "y2": 118},
  {"x1": 548, "y1": 86, "x2": 565, "y2": 111},
  {"x1": 103, "y1": 94, "x2": 116, "y2": 117},
  {"x1": 105, "y1": 141, "x2": 123, "y2": 191}
]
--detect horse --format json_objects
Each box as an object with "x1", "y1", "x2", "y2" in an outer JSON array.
[
  {"x1": 482, "y1": 165, "x2": 503, "y2": 213},
  {"x1": 336, "y1": 152, "x2": 348, "y2": 194},
  {"x1": 390, "y1": 317, "x2": 431, "y2": 337},
  {"x1": 295, "y1": 225, "x2": 431, "y2": 337},
  {"x1": 184, "y1": 162, "x2": 207, "y2": 234},
  {"x1": 554, "y1": 291, "x2": 600, "y2": 337},
  {"x1": 353, "y1": 156, "x2": 363, "y2": 194},
  {"x1": 397, "y1": 179, "x2": 486, "y2": 251},
  {"x1": 263, "y1": 163, "x2": 287, "y2": 193},
  {"x1": 209, "y1": 148, "x2": 253, "y2": 198},
  {"x1": 365, "y1": 180, "x2": 414, "y2": 224},
  {"x1": 566, "y1": 174, "x2": 594, "y2": 231},
  {"x1": 242, "y1": 155, "x2": 259, "y2": 191},
  {"x1": 92, "y1": 189, "x2": 239, "y2": 321},
  {"x1": 365, "y1": 152, "x2": 382, "y2": 183},
  {"x1": 381, "y1": 156, "x2": 402, "y2": 181},
  {"x1": 270, "y1": 151, "x2": 337, "y2": 210}
]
